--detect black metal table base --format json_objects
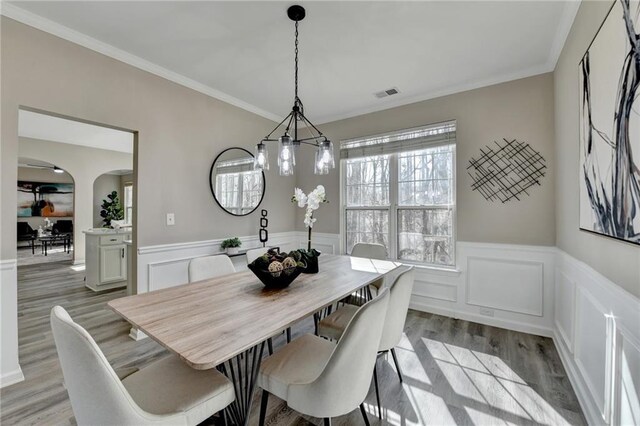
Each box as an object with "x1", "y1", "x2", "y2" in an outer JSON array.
[{"x1": 218, "y1": 341, "x2": 266, "y2": 425}]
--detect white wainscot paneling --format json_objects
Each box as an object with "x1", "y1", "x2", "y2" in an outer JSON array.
[
  {"x1": 553, "y1": 251, "x2": 640, "y2": 426},
  {"x1": 413, "y1": 278, "x2": 457, "y2": 302},
  {"x1": 0, "y1": 259, "x2": 24, "y2": 388},
  {"x1": 616, "y1": 326, "x2": 640, "y2": 426},
  {"x1": 298, "y1": 232, "x2": 338, "y2": 255},
  {"x1": 574, "y1": 288, "x2": 608, "y2": 417},
  {"x1": 138, "y1": 231, "x2": 298, "y2": 293},
  {"x1": 467, "y1": 257, "x2": 544, "y2": 316},
  {"x1": 555, "y1": 270, "x2": 576, "y2": 353}
]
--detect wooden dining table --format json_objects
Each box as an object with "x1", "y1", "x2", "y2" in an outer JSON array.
[{"x1": 108, "y1": 254, "x2": 401, "y2": 425}]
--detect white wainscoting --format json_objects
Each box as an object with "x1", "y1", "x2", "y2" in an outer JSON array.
[
  {"x1": 290, "y1": 235, "x2": 557, "y2": 336},
  {"x1": 554, "y1": 251, "x2": 640, "y2": 426},
  {"x1": 133, "y1": 232, "x2": 640, "y2": 424},
  {"x1": 136, "y1": 231, "x2": 298, "y2": 293},
  {"x1": 0, "y1": 259, "x2": 24, "y2": 388}
]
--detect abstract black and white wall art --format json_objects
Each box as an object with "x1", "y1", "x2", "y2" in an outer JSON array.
[
  {"x1": 467, "y1": 139, "x2": 546, "y2": 203},
  {"x1": 579, "y1": 0, "x2": 640, "y2": 245}
]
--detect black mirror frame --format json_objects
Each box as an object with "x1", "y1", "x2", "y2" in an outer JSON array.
[{"x1": 209, "y1": 147, "x2": 266, "y2": 217}]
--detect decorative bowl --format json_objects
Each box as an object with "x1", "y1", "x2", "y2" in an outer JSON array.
[{"x1": 248, "y1": 260, "x2": 306, "y2": 289}]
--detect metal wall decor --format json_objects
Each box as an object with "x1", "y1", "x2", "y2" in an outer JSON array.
[
  {"x1": 259, "y1": 209, "x2": 268, "y2": 247},
  {"x1": 467, "y1": 138, "x2": 546, "y2": 203}
]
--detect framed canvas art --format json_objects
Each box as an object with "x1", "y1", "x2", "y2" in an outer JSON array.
[
  {"x1": 17, "y1": 181, "x2": 74, "y2": 217},
  {"x1": 579, "y1": 0, "x2": 640, "y2": 245}
]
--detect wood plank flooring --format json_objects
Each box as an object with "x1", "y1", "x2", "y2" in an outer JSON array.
[{"x1": 0, "y1": 261, "x2": 586, "y2": 425}]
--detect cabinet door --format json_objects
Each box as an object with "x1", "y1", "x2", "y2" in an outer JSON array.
[{"x1": 99, "y1": 245, "x2": 127, "y2": 284}]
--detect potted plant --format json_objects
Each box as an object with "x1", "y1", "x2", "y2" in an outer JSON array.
[
  {"x1": 292, "y1": 185, "x2": 328, "y2": 273},
  {"x1": 100, "y1": 191, "x2": 124, "y2": 228},
  {"x1": 221, "y1": 237, "x2": 242, "y2": 255}
]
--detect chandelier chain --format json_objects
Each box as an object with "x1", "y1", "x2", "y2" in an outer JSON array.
[{"x1": 294, "y1": 20, "x2": 299, "y2": 103}]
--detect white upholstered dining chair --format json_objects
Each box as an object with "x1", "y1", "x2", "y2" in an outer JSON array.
[
  {"x1": 188, "y1": 254, "x2": 235, "y2": 282},
  {"x1": 246, "y1": 247, "x2": 271, "y2": 264},
  {"x1": 317, "y1": 267, "x2": 415, "y2": 418},
  {"x1": 50, "y1": 306, "x2": 235, "y2": 425},
  {"x1": 351, "y1": 243, "x2": 387, "y2": 296},
  {"x1": 350, "y1": 242, "x2": 387, "y2": 260},
  {"x1": 257, "y1": 288, "x2": 390, "y2": 426}
]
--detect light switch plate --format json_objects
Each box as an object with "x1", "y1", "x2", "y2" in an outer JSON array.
[{"x1": 166, "y1": 213, "x2": 175, "y2": 226}]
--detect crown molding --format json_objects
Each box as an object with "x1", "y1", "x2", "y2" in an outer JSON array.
[
  {"x1": 1, "y1": 1, "x2": 579, "y2": 128},
  {"x1": 0, "y1": 3, "x2": 282, "y2": 123}
]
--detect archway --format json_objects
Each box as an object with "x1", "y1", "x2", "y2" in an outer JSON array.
[
  {"x1": 93, "y1": 169, "x2": 133, "y2": 229},
  {"x1": 17, "y1": 158, "x2": 75, "y2": 265}
]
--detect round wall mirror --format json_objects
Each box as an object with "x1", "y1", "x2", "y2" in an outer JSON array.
[{"x1": 209, "y1": 147, "x2": 265, "y2": 216}]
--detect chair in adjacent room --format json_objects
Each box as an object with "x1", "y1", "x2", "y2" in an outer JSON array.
[
  {"x1": 52, "y1": 219, "x2": 74, "y2": 235},
  {"x1": 317, "y1": 267, "x2": 415, "y2": 419},
  {"x1": 17, "y1": 222, "x2": 37, "y2": 254},
  {"x1": 257, "y1": 288, "x2": 391, "y2": 426},
  {"x1": 187, "y1": 254, "x2": 235, "y2": 282},
  {"x1": 50, "y1": 306, "x2": 235, "y2": 425}
]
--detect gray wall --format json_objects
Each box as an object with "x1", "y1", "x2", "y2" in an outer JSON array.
[
  {"x1": 1, "y1": 16, "x2": 294, "y2": 261},
  {"x1": 93, "y1": 173, "x2": 123, "y2": 227},
  {"x1": 554, "y1": 1, "x2": 640, "y2": 298},
  {"x1": 296, "y1": 73, "x2": 556, "y2": 246}
]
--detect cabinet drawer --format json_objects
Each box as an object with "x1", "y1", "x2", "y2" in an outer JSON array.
[{"x1": 100, "y1": 235, "x2": 125, "y2": 245}]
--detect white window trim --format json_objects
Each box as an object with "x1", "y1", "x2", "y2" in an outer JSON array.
[
  {"x1": 339, "y1": 143, "x2": 457, "y2": 270},
  {"x1": 123, "y1": 182, "x2": 133, "y2": 226}
]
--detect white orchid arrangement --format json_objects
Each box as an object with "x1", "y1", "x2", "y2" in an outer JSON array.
[{"x1": 292, "y1": 185, "x2": 328, "y2": 250}]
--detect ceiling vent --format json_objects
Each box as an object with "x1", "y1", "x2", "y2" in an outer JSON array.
[{"x1": 374, "y1": 87, "x2": 400, "y2": 99}]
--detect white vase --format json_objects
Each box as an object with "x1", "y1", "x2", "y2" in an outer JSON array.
[{"x1": 227, "y1": 247, "x2": 239, "y2": 255}]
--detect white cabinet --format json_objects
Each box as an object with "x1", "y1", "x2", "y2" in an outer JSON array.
[
  {"x1": 100, "y1": 245, "x2": 127, "y2": 283},
  {"x1": 84, "y1": 229, "x2": 131, "y2": 292}
]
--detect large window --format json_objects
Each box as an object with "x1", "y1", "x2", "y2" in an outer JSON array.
[{"x1": 341, "y1": 121, "x2": 456, "y2": 267}]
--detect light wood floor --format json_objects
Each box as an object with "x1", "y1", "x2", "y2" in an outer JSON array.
[{"x1": 0, "y1": 261, "x2": 586, "y2": 425}]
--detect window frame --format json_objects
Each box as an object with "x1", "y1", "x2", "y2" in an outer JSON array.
[
  {"x1": 123, "y1": 182, "x2": 133, "y2": 226},
  {"x1": 340, "y1": 145, "x2": 457, "y2": 269}
]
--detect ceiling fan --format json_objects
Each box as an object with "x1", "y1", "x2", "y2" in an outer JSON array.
[{"x1": 20, "y1": 163, "x2": 65, "y2": 174}]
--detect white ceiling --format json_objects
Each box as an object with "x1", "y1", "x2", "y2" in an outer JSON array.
[
  {"x1": 3, "y1": 1, "x2": 579, "y2": 124},
  {"x1": 18, "y1": 110, "x2": 134, "y2": 154}
]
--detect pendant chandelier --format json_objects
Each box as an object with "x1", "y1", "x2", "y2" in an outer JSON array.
[{"x1": 253, "y1": 5, "x2": 335, "y2": 176}]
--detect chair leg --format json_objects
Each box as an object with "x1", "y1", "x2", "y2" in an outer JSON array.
[
  {"x1": 373, "y1": 365, "x2": 382, "y2": 419},
  {"x1": 258, "y1": 390, "x2": 269, "y2": 426},
  {"x1": 267, "y1": 338, "x2": 273, "y2": 355},
  {"x1": 390, "y1": 347, "x2": 403, "y2": 383},
  {"x1": 359, "y1": 404, "x2": 370, "y2": 426},
  {"x1": 286, "y1": 327, "x2": 292, "y2": 343},
  {"x1": 323, "y1": 418, "x2": 331, "y2": 426}
]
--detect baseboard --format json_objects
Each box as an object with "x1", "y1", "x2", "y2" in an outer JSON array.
[
  {"x1": 410, "y1": 299, "x2": 554, "y2": 337},
  {"x1": 553, "y1": 330, "x2": 602, "y2": 426},
  {"x1": 0, "y1": 367, "x2": 24, "y2": 389}
]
